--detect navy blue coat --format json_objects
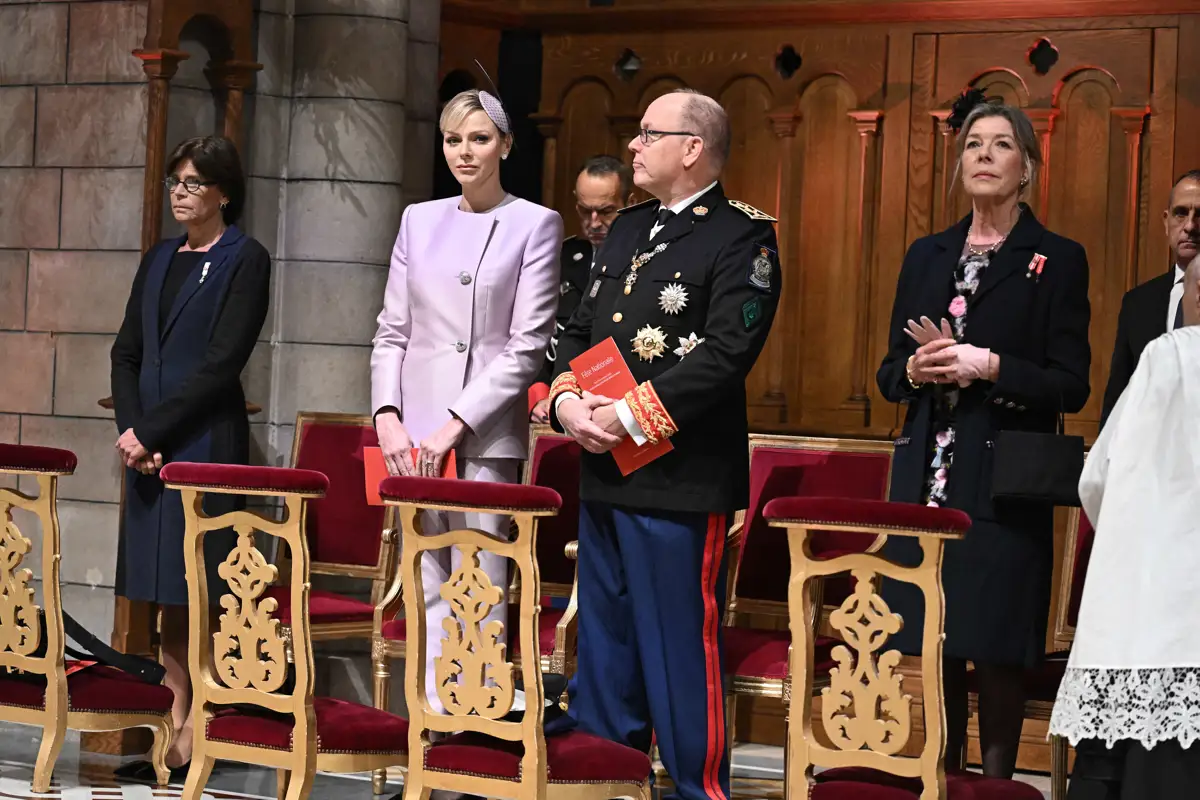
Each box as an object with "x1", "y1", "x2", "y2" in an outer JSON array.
[
  {"x1": 111, "y1": 226, "x2": 270, "y2": 605},
  {"x1": 877, "y1": 208, "x2": 1091, "y2": 667}
]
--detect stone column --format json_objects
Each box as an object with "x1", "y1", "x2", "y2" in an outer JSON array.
[{"x1": 0, "y1": 0, "x2": 150, "y2": 640}]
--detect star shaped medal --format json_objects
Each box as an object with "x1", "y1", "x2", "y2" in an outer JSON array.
[
  {"x1": 674, "y1": 332, "x2": 705, "y2": 359},
  {"x1": 631, "y1": 326, "x2": 668, "y2": 362},
  {"x1": 658, "y1": 283, "x2": 689, "y2": 315}
]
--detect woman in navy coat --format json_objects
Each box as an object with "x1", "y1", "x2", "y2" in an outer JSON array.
[
  {"x1": 110, "y1": 136, "x2": 270, "y2": 772},
  {"x1": 877, "y1": 98, "x2": 1091, "y2": 779}
]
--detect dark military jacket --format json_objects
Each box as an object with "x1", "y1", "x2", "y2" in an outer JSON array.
[
  {"x1": 550, "y1": 182, "x2": 781, "y2": 513},
  {"x1": 533, "y1": 236, "x2": 594, "y2": 388}
]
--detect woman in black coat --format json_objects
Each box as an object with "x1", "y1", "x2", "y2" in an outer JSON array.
[
  {"x1": 877, "y1": 95, "x2": 1091, "y2": 778},
  {"x1": 110, "y1": 136, "x2": 270, "y2": 773}
]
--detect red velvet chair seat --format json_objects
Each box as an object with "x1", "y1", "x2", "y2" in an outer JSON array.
[
  {"x1": 725, "y1": 627, "x2": 838, "y2": 681},
  {"x1": 424, "y1": 730, "x2": 650, "y2": 784},
  {"x1": 264, "y1": 587, "x2": 375, "y2": 625},
  {"x1": 159, "y1": 462, "x2": 329, "y2": 496},
  {"x1": 382, "y1": 605, "x2": 564, "y2": 657},
  {"x1": 764, "y1": 497, "x2": 972, "y2": 535},
  {"x1": 0, "y1": 664, "x2": 173, "y2": 713},
  {"x1": 207, "y1": 697, "x2": 408, "y2": 754},
  {"x1": 966, "y1": 653, "x2": 1068, "y2": 702},
  {"x1": 814, "y1": 768, "x2": 1044, "y2": 799},
  {"x1": 380, "y1": 476, "x2": 562, "y2": 513},
  {"x1": 0, "y1": 442, "x2": 77, "y2": 474}
]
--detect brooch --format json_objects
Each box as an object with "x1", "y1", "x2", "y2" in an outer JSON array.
[
  {"x1": 199, "y1": 262, "x2": 211, "y2": 284},
  {"x1": 631, "y1": 325, "x2": 668, "y2": 362},
  {"x1": 674, "y1": 333, "x2": 705, "y2": 359},
  {"x1": 658, "y1": 283, "x2": 689, "y2": 315},
  {"x1": 1025, "y1": 253, "x2": 1047, "y2": 280}
]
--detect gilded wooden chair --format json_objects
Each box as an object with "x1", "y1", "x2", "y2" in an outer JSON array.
[
  {"x1": 380, "y1": 474, "x2": 653, "y2": 800},
  {"x1": 0, "y1": 444, "x2": 173, "y2": 792},
  {"x1": 159, "y1": 462, "x2": 408, "y2": 800},
  {"x1": 271, "y1": 412, "x2": 397, "y2": 647},
  {"x1": 965, "y1": 506, "x2": 1095, "y2": 800},
  {"x1": 723, "y1": 435, "x2": 893, "y2": 738},
  {"x1": 764, "y1": 496, "x2": 1041, "y2": 800}
]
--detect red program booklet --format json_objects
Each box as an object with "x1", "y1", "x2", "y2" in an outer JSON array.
[
  {"x1": 364, "y1": 446, "x2": 457, "y2": 506},
  {"x1": 569, "y1": 337, "x2": 673, "y2": 476}
]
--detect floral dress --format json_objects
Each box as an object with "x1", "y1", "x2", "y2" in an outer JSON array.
[{"x1": 924, "y1": 246, "x2": 994, "y2": 507}]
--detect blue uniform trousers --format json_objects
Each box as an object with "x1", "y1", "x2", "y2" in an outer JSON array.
[{"x1": 569, "y1": 500, "x2": 730, "y2": 800}]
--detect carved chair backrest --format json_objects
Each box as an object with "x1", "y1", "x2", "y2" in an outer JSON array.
[
  {"x1": 392, "y1": 494, "x2": 558, "y2": 795},
  {"x1": 173, "y1": 482, "x2": 321, "y2": 749},
  {"x1": 0, "y1": 468, "x2": 69, "y2": 710},
  {"x1": 769, "y1": 511, "x2": 965, "y2": 800}
]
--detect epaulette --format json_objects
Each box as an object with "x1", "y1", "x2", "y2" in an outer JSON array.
[
  {"x1": 617, "y1": 198, "x2": 659, "y2": 215},
  {"x1": 728, "y1": 199, "x2": 777, "y2": 222}
]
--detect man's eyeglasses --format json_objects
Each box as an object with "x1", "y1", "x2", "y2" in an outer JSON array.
[
  {"x1": 638, "y1": 128, "x2": 699, "y2": 146},
  {"x1": 164, "y1": 176, "x2": 215, "y2": 195}
]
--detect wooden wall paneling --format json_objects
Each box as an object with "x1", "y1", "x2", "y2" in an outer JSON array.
[
  {"x1": 848, "y1": 110, "x2": 884, "y2": 418},
  {"x1": 767, "y1": 109, "x2": 804, "y2": 426},
  {"x1": 1174, "y1": 15, "x2": 1200, "y2": 176},
  {"x1": 439, "y1": 21, "x2": 501, "y2": 84},
  {"x1": 549, "y1": 80, "x2": 616, "y2": 225},
  {"x1": 868, "y1": 31, "x2": 917, "y2": 438},
  {"x1": 1025, "y1": 108, "x2": 1060, "y2": 224},
  {"x1": 792, "y1": 76, "x2": 869, "y2": 434},
  {"x1": 905, "y1": 34, "x2": 940, "y2": 247},
  {"x1": 1144, "y1": 27, "x2": 1178, "y2": 281},
  {"x1": 719, "y1": 76, "x2": 787, "y2": 422}
]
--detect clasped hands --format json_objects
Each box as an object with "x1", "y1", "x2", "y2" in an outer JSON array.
[
  {"x1": 558, "y1": 392, "x2": 627, "y2": 454},
  {"x1": 904, "y1": 316, "x2": 993, "y2": 388},
  {"x1": 116, "y1": 429, "x2": 163, "y2": 475},
  {"x1": 375, "y1": 410, "x2": 467, "y2": 478}
]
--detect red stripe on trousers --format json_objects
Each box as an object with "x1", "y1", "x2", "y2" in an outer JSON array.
[{"x1": 700, "y1": 513, "x2": 728, "y2": 800}]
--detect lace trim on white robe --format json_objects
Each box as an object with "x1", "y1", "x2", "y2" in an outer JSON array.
[{"x1": 1050, "y1": 667, "x2": 1200, "y2": 749}]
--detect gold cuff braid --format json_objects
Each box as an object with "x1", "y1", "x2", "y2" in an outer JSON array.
[
  {"x1": 623, "y1": 381, "x2": 678, "y2": 444},
  {"x1": 549, "y1": 372, "x2": 582, "y2": 405}
]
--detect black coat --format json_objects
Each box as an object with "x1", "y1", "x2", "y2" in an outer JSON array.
[
  {"x1": 1099, "y1": 270, "x2": 1175, "y2": 427},
  {"x1": 877, "y1": 208, "x2": 1091, "y2": 666},
  {"x1": 534, "y1": 236, "x2": 594, "y2": 388},
  {"x1": 110, "y1": 227, "x2": 271, "y2": 606},
  {"x1": 551, "y1": 183, "x2": 781, "y2": 514}
]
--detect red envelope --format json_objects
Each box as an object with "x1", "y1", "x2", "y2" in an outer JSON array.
[{"x1": 364, "y1": 447, "x2": 457, "y2": 506}]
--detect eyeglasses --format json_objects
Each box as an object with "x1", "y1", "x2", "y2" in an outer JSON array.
[
  {"x1": 637, "y1": 128, "x2": 699, "y2": 146},
  {"x1": 164, "y1": 176, "x2": 215, "y2": 195}
]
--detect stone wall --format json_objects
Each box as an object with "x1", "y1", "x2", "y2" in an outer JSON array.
[{"x1": 0, "y1": 0, "x2": 442, "y2": 645}]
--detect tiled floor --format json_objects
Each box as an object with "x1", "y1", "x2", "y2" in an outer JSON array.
[{"x1": 0, "y1": 724, "x2": 1051, "y2": 799}]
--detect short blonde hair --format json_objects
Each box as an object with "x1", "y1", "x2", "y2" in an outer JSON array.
[{"x1": 439, "y1": 89, "x2": 513, "y2": 142}]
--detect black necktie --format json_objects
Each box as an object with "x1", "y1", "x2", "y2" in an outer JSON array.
[
  {"x1": 651, "y1": 208, "x2": 673, "y2": 238},
  {"x1": 1174, "y1": 289, "x2": 1184, "y2": 330}
]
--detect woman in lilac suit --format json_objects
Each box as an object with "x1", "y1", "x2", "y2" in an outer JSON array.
[{"x1": 370, "y1": 89, "x2": 563, "y2": 713}]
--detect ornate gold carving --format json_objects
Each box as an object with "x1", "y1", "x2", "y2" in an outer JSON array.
[
  {"x1": 0, "y1": 504, "x2": 40, "y2": 656},
  {"x1": 435, "y1": 546, "x2": 514, "y2": 719},
  {"x1": 214, "y1": 526, "x2": 289, "y2": 692},
  {"x1": 821, "y1": 569, "x2": 911, "y2": 754}
]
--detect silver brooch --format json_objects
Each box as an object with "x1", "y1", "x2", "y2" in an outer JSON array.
[
  {"x1": 199, "y1": 261, "x2": 211, "y2": 284},
  {"x1": 673, "y1": 332, "x2": 705, "y2": 359},
  {"x1": 658, "y1": 282, "x2": 689, "y2": 315}
]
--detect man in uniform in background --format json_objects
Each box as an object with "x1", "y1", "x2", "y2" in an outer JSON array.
[
  {"x1": 1100, "y1": 169, "x2": 1200, "y2": 426},
  {"x1": 548, "y1": 88, "x2": 781, "y2": 800},
  {"x1": 529, "y1": 155, "x2": 634, "y2": 422}
]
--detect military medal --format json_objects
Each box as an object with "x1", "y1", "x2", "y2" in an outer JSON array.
[
  {"x1": 589, "y1": 279, "x2": 601, "y2": 298},
  {"x1": 674, "y1": 333, "x2": 704, "y2": 359},
  {"x1": 631, "y1": 325, "x2": 668, "y2": 362},
  {"x1": 624, "y1": 242, "x2": 670, "y2": 295},
  {"x1": 658, "y1": 283, "x2": 689, "y2": 315}
]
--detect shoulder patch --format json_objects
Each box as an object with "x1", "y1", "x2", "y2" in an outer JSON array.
[
  {"x1": 728, "y1": 199, "x2": 777, "y2": 222},
  {"x1": 617, "y1": 198, "x2": 658, "y2": 215}
]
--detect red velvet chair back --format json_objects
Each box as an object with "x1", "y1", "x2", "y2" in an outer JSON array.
[
  {"x1": 522, "y1": 427, "x2": 581, "y2": 590},
  {"x1": 734, "y1": 436, "x2": 892, "y2": 607},
  {"x1": 290, "y1": 412, "x2": 389, "y2": 573}
]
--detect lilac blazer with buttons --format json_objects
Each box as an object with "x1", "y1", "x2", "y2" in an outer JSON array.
[{"x1": 370, "y1": 195, "x2": 564, "y2": 460}]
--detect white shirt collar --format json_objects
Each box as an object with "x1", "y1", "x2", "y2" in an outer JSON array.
[
  {"x1": 659, "y1": 181, "x2": 719, "y2": 217},
  {"x1": 1175, "y1": 264, "x2": 1186, "y2": 284}
]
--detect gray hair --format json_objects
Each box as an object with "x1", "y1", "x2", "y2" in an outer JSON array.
[
  {"x1": 952, "y1": 103, "x2": 1041, "y2": 199},
  {"x1": 670, "y1": 89, "x2": 731, "y2": 170}
]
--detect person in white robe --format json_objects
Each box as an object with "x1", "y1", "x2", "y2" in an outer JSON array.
[{"x1": 1050, "y1": 253, "x2": 1200, "y2": 799}]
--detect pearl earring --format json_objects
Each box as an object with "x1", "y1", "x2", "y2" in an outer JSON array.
[{"x1": 502, "y1": 153, "x2": 509, "y2": 160}]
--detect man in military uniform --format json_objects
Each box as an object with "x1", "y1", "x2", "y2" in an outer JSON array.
[
  {"x1": 548, "y1": 89, "x2": 780, "y2": 800},
  {"x1": 530, "y1": 155, "x2": 634, "y2": 422}
]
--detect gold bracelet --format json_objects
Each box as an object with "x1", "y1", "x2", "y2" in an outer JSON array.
[{"x1": 906, "y1": 355, "x2": 923, "y2": 389}]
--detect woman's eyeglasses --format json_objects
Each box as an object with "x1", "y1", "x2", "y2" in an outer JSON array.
[
  {"x1": 638, "y1": 128, "x2": 699, "y2": 146},
  {"x1": 164, "y1": 176, "x2": 215, "y2": 195}
]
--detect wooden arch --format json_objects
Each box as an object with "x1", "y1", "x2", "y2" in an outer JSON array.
[{"x1": 135, "y1": 0, "x2": 262, "y2": 252}]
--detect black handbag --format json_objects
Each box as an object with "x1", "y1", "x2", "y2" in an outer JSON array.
[{"x1": 991, "y1": 405, "x2": 1084, "y2": 507}]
